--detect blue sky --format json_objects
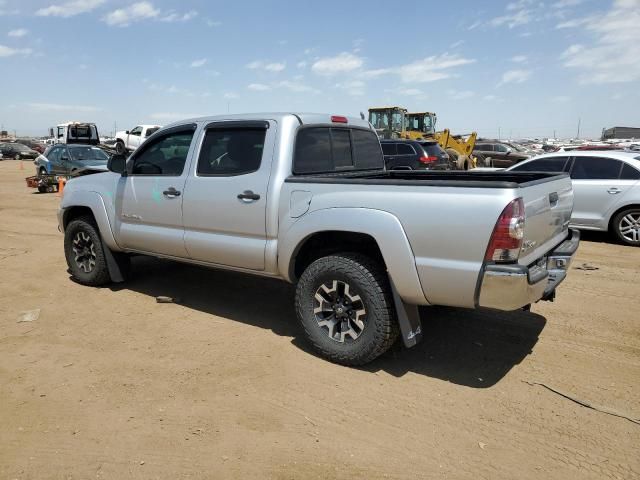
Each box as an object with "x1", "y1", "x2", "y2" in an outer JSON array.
[{"x1": 1, "y1": 0, "x2": 639, "y2": 139}]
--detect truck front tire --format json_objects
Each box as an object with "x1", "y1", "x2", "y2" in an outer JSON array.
[
  {"x1": 295, "y1": 253, "x2": 399, "y2": 366},
  {"x1": 64, "y1": 216, "x2": 112, "y2": 286}
]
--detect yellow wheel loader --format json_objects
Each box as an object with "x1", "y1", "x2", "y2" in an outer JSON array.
[{"x1": 405, "y1": 112, "x2": 477, "y2": 170}]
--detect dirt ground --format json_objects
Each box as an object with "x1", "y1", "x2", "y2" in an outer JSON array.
[{"x1": 1, "y1": 160, "x2": 638, "y2": 480}]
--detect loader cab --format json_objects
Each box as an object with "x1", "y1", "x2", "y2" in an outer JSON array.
[
  {"x1": 406, "y1": 112, "x2": 437, "y2": 137},
  {"x1": 368, "y1": 107, "x2": 407, "y2": 139}
]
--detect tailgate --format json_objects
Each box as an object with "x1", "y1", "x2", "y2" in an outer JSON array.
[{"x1": 518, "y1": 174, "x2": 574, "y2": 266}]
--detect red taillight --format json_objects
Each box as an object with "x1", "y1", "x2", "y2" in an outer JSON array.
[
  {"x1": 485, "y1": 198, "x2": 525, "y2": 263},
  {"x1": 331, "y1": 115, "x2": 348, "y2": 123},
  {"x1": 419, "y1": 155, "x2": 438, "y2": 163}
]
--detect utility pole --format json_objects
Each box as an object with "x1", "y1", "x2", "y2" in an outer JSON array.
[
  {"x1": 553, "y1": 129, "x2": 556, "y2": 139},
  {"x1": 227, "y1": 101, "x2": 230, "y2": 114},
  {"x1": 577, "y1": 118, "x2": 581, "y2": 139},
  {"x1": 498, "y1": 126, "x2": 501, "y2": 140}
]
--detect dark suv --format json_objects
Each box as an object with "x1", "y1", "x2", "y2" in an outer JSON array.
[
  {"x1": 473, "y1": 140, "x2": 530, "y2": 168},
  {"x1": 381, "y1": 139, "x2": 451, "y2": 170}
]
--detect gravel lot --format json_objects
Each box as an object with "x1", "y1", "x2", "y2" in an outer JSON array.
[{"x1": 1, "y1": 160, "x2": 638, "y2": 479}]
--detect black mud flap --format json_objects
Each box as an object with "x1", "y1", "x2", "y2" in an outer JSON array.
[
  {"x1": 102, "y1": 242, "x2": 126, "y2": 283},
  {"x1": 389, "y1": 277, "x2": 423, "y2": 348}
]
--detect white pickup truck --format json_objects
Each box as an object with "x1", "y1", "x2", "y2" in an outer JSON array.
[
  {"x1": 114, "y1": 124, "x2": 162, "y2": 154},
  {"x1": 58, "y1": 113, "x2": 579, "y2": 365}
]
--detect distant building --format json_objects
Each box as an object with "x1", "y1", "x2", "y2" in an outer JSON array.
[{"x1": 602, "y1": 126, "x2": 640, "y2": 140}]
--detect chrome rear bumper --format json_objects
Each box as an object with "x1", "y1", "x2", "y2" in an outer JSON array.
[{"x1": 478, "y1": 229, "x2": 580, "y2": 311}]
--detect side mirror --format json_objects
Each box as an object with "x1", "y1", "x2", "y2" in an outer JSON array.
[
  {"x1": 505, "y1": 147, "x2": 512, "y2": 155},
  {"x1": 125, "y1": 130, "x2": 130, "y2": 135},
  {"x1": 108, "y1": 154, "x2": 127, "y2": 176}
]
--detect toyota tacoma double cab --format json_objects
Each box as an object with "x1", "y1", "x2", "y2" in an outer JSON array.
[{"x1": 58, "y1": 113, "x2": 579, "y2": 365}]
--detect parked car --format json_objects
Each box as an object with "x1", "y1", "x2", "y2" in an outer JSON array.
[
  {"x1": 58, "y1": 113, "x2": 579, "y2": 365},
  {"x1": 473, "y1": 140, "x2": 530, "y2": 168},
  {"x1": 508, "y1": 151, "x2": 640, "y2": 246},
  {"x1": 0, "y1": 142, "x2": 39, "y2": 160},
  {"x1": 16, "y1": 138, "x2": 46, "y2": 154},
  {"x1": 381, "y1": 139, "x2": 451, "y2": 170},
  {"x1": 114, "y1": 124, "x2": 162, "y2": 154},
  {"x1": 35, "y1": 144, "x2": 109, "y2": 176}
]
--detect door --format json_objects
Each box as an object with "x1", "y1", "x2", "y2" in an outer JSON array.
[
  {"x1": 492, "y1": 143, "x2": 510, "y2": 167},
  {"x1": 569, "y1": 156, "x2": 632, "y2": 228},
  {"x1": 182, "y1": 121, "x2": 274, "y2": 270},
  {"x1": 128, "y1": 126, "x2": 143, "y2": 149},
  {"x1": 47, "y1": 146, "x2": 65, "y2": 174},
  {"x1": 116, "y1": 125, "x2": 197, "y2": 257}
]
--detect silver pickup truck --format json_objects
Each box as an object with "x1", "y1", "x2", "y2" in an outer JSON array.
[{"x1": 58, "y1": 113, "x2": 579, "y2": 365}]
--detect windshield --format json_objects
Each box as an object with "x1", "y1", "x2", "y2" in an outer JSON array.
[
  {"x1": 69, "y1": 146, "x2": 109, "y2": 162},
  {"x1": 391, "y1": 112, "x2": 404, "y2": 132},
  {"x1": 369, "y1": 111, "x2": 389, "y2": 129},
  {"x1": 422, "y1": 114, "x2": 434, "y2": 133}
]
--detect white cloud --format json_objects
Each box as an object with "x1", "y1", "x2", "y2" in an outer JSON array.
[
  {"x1": 311, "y1": 52, "x2": 363, "y2": 75},
  {"x1": 103, "y1": 2, "x2": 159, "y2": 27},
  {"x1": 247, "y1": 83, "x2": 270, "y2": 91},
  {"x1": 296, "y1": 61, "x2": 307, "y2": 69},
  {"x1": 0, "y1": 44, "x2": 32, "y2": 57},
  {"x1": 498, "y1": 69, "x2": 532, "y2": 86},
  {"x1": 467, "y1": 20, "x2": 482, "y2": 31},
  {"x1": 396, "y1": 88, "x2": 426, "y2": 98},
  {"x1": 265, "y1": 62, "x2": 285, "y2": 72},
  {"x1": 27, "y1": 102, "x2": 100, "y2": 112},
  {"x1": 149, "y1": 112, "x2": 202, "y2": 121},
  {"x1": 8, "y1": 28, "x2": 27, "y2": 37},
  {"x1": 483, "y1": 95, "x2": 500, "y2": 101},
  {"x1": 36, "y1": 0, "x2": 105, "y2": 17},
  {"x1": 206, "y1": 19, "x2": 221, "y2": 27},
  {"x1": 160, "y1": 10, "x2": 197, "y2": 22},
  {"x1": 556, "y1": 17, "x2": 592, "y2": 28},
  {"x1": 223, "y1": 92, "x2": 238, "y2": 99},
  {"x1": 397, "y1": 54, "x2": 475, "y2": 83},
  {"x1": 190, "y1": 58, "x2": 207, "y2": 68},
  {"x1": 448, "y1": 89, "x2": 475, "y2": 100},
  {"x1": 489, "y1": 8, "x2": 532, "y2": 28},
  {"x1": 335, "y1": 80, "x2": 366, "y2": 96},
  {"x1": 511, "y1": 55, "x2": 527, "y2": 63},
  {"x1": 246, "y1": 60, "x2": 285, "y2": 72},
  {"x1": 449, "y1": 40, "x2": 464, "y2": 49},
  {"x1": 552, "y1": 0, "x2": 584, "y2": 8},
  {"x1": 560, "y1": 0, "x2": 640, "y2": 84},
  {"x1": 276, "y1": 80, "x2": 319, "y2": 94}
]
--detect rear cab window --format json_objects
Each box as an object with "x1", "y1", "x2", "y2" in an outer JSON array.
[{"x1": 293, "y1": 127, "x2": 383, "y2": 174}]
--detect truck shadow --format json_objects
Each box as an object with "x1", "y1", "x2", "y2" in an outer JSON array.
[
  {"x1": 361, "y1": 306, "x2": 546, "y2": 388},
  {"x1": 111, "y1": 256, "x2": 545, "y2": 388}
]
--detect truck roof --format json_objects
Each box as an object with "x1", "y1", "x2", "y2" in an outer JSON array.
[{"x1": 164, "y1": 113, "x2": 372, "y2": 130}]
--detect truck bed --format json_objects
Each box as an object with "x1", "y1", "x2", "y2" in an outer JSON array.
[{"x1": 286, "y1": 170, "x2": 566, "y2": 188}]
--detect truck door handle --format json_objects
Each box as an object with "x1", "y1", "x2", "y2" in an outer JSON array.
[
  {"x1": 607, "y1": 188, "x2": 621, "y2": 194},
  {"x1": 163, "y1": 187, "x2": 181, "y2": 198},
  {"x1": 237, "y1": 190, "x2": 260, "y2": 201}
]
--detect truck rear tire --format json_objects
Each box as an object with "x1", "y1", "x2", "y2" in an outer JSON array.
[
  {"x1": 295, "y1": 253, "x2": 399, "y2": 366},
  {"x1": 64, "y1": 216, "x2": 111, "y2": 286}
]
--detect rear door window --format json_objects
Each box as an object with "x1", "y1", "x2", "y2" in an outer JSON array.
[
  {"x1": 422, "y1": 143, "x2": 444, "y2": 156},
  {"x1": 294, "y1": 128, "x2": 332, "y2": 174},
  {"x1": 620, "y1": 163, "x2": 640, "y2": 180},
  {"x1": 397, "y1": 144, "x2": 415, "y2": 155},
  {"x1": 570, "y1": 156, "x2": 622, "y2": 180},
  {"x1": 381, "y1": 143, "x2": 396, "y2": 155},
  {"x1": 197, "y1": 128, "x2": 266, "y2": 176},
  {"x1": 511, "y1": 156, "x2": 569, "y2": 172}
]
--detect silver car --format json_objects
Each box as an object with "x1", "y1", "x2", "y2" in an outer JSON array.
[{"x1": 508, "y1": 150, "x2": 640, "y2": 246}]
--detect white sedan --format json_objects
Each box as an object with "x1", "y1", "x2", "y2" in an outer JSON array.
[{"x1": 507, "y1": 150, "x2": 640, "y2": 246}]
